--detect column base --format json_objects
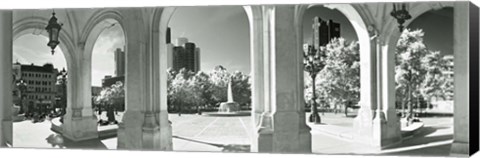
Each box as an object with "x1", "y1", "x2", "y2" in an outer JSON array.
[
  {"x1": 354, "y1": 108, "x2": 401, "y2": 149},
  {"x1": 251, "y1": 112, "x2": 273, "y2": 152},
  {"x1": 450, "y1": 141, "x2": 469, "y2": 156},
  {"x1": 1, "y1": 120, "x2": 12, "y2": 146},
  {"x1": 272, "y1": 111, "x2": 311, "y2": 153},
  {"x1": 298, "y1": 123, "x2": 312, "y2": 153},
  {"x1": 251, "y1": 111, "x2": 311, "y2": 153},
  {"x1": 61, "y1": 116, "x2": 99, "y2": 142},
  {"x1": 251, "y1": 127, "x2": 274, "y2": 152},
  {"x1": 353, "y1": 107, "x2": 374, "y2": 144},
  {"x1": 117, "y1": 110, "x2": 172, "y2": 150}
]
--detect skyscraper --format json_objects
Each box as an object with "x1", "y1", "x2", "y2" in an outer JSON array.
[
  {"x1": 312, "y1": 16, "x2": 341, "y2": 49},
  {"x1": 114, "y1": 48, "x2": 125, "y2": 77},
  {"x1": 172, "y1": 37, "x2": 201, "y2": 72},
  {"x1": 194, "y1": 47, "x2": 201, "y2": 72},
  {"x1": 328, "y1": 19, "x2": 341, "y2": 39},
  {"x1": 176, "y1": 37, "x2": 189, "y2": 47},
  {"x1": 166, "y1": 27, "x2": 171, "y2": 44}
]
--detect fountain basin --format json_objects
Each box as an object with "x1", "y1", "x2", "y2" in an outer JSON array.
[
  {"x1": 202, "y1": 111, "x2": 251, "y2": 117},
  {"x1": 218, "y1": 102, "x2": 240, "y2": 112}
]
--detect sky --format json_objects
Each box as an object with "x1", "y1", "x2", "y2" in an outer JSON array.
[
  {"x1": 90, "y1": 24, "x2": 125, "y2": 86},
  {"x1": 169, "y1": 6, "x2": 250, "y2": 74},
  {"x1": 13, "y1": 6, "x2": 453, "y2": 86}
]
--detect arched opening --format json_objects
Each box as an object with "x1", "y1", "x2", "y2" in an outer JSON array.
[
  {"x1": 299, "y1": 4, "x2": 374, "y2": 153},
  {"x1": 387, "y1": 6, "x2": 455, "y2": 156},
  {"x1": 12, "y1": 31, "x2": 70, "y2": 148},
  {"x1": 157, "y1": 6, "x2": 252, "y2": 152},
  {"x1": 80, "y1": 11, "x2": 127, "y2": 148},
  {"x1": 89, "y1": 19, "x2": 126, "y2": 130},
  {"x1": 301, "y1": 5, "x2": 361, "y2": 121}
]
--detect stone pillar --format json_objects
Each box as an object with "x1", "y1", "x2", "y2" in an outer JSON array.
[
  {"x1": 378, "y1": 35, "x2": 401, "y2": 147},
  {"x1": 353, "y1": 26, "x2": 378, "y2": 146},
  {"x1": 246, "y1": 6, "x2": 274, "y2": 153},
  {"x1": 253, "y1": 5, "x2": 311, "y2": 153},
  {"x1": 450, "y1": 2, "x2": 470, "y2": 156},
  {"x1": 117, "y1": 8, "x2": 172, "y2": 150},
  {"x1": 354, "y1": 27, "x2": 401, "y2": 148},
  {"x1": 245, "y1": 5, "x2": 264, "y2": 130},
  {"x1": 0, "y1": 10, "x2": 13, "y2": 147},
  {"x1": 61, "y1": 51, "x2": 98, "y2": 141}
]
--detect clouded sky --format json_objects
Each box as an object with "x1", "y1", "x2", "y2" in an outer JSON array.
[
  {"x1": 169, "y1": 6, "x2": 250, "y2": 74},
  {"x1": 13, "y1": 34, "x2": 67, "y2": 71},
  {"x1": 13, "y1": 5, "x2": 453, "y2": 87}
]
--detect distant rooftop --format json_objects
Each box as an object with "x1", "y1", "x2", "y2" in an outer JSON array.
[{"x1": 18, "y1": 63, "x2": 57, "y2": 73}]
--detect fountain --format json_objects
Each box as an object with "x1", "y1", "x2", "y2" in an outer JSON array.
[
  {"x1": 218, "y1": 80, "x2": 240, "y2": 112},
  {"x1": 204, "y1": 77, "x2": 249, "y2": 116}
]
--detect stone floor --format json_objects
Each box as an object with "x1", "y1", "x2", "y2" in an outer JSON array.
[{"x1": 12, "y1": 113, "x2": 455, "y2": 156}]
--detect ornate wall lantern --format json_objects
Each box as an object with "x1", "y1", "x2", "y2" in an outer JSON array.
[
  {"x1": 390, "y1": 3, "x2": 412, "y2": 32},
  {"x1": 45, "y1": 11, "x2": 62, "y2": 55}
]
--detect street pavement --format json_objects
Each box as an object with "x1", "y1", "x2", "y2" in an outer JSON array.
[{"x1": 12, "y1": 112, "x2": 454, "y2": 156}]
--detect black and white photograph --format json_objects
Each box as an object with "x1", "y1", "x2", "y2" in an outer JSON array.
[{"x1": 0, "y1": 0, "x2": 478, "y2": 158}]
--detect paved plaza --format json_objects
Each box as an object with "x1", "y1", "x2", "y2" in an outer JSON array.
[{"x1": 12, "y1": 113, "x2": 454, "y2": 156}]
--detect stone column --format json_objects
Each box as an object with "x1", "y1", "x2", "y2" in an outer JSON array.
[
  {"x1": 353, "y1": 26, "x2": 378, "y2": 146},
  {"x1": 378, "y1": 35, "x2": 401, "y2": 147},
  {"x1": 118, "y1": 8, "x2": 171, "y2": 150},
  {"x1": 254, "y1": 5, "x2": 311, "y2": 153},
  {"x1": 246, "y1": 6, "x2": 274, "y2": 153},
  {"x1": 61, "y1": 49, "x2": 98, "y2": 141},
  {"x1": 450, "y1": 2, "x2": 470, "y2": 156},
  {"x1": 354, "y1": 27, "x2": 401, "y2": 148},
  {"x1": 245, "y1": 5, "x2": 264, "y2": 130},
  {"x1": 0, "y1": 10, "x2": 13, "y2": 147}
]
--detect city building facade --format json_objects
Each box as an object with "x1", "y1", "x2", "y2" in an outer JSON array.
[{"x1": 12, "y1": 63, "x2": 59, "y2": 113}]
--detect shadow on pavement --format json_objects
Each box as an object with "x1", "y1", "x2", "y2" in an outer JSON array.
[
  {"x1": 385, "y1": 125, "x2": 453, "y2": 151},
  {"x1": 45, "y1": 134, "x2": 108, "y2": 150},
  {"x1": 173, "y1": 135, "x2": 250, "y2": 152},
  {"x1": 383, "y1": 144, "x2": 452, "y2": 156},
  {"x1": 398, "y1": 134, "x2": 453, "y2": 148}
]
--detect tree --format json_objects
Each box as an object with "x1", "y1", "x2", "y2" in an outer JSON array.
[
  {"x1": 305, "y1": 38, "x2": 360, "y2": 115},
  {"x1": 231, "y1": 71, "x2": 251, "y2": 107},
  {"x1": 95, "y1": 81, "x2": 124, "y2": 123},
  {"x1": 209, "y1": 65, "x2": 230, "y2": 105},
  {"x1": 166, "y1": 66, "x2": 252, "y2": 114},
  {"x1": 169, "y1": 68, "x2": 196, "y2": 114},
  {"x1": 189, "y1": 71, "x2": 212, "y2": 114},
  {"x1": 395, "y1": 29, "x2": 450, "y2": 123},
  {"x1": 420, "y1": 51, "x2": 448, "y2": 110}
]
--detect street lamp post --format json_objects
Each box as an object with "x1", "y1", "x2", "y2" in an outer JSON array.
[
  {"x1": 304, "y1": 45, "x2": 327, "y2": 124},
  {"x1": 58, "y1": 68, "x2": 67, "y2": 116},
  {"x1": 16, "y1": 79, "x2": 28, "y2": 114}
]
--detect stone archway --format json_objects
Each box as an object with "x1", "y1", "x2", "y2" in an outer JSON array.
[
  {"x1": 80, "y1": 9, "x2": 126, "y2": 121},
  {"x1": 383, "y1": 2, "x2": 470, "y2": 156},
  {"x1": 13, "y1": 16, "x2": 77, "y2": 110},
  {"x1": 294, "y1": 3, "x2": 403, "y2": 148},
  {"x1": 151, "y1": 6, "x2": 269, "y2": 152},
  {"x1": 11, "y1": 15, "x2": 80, "y2": 143},
  {"x1": 78, "y1": 9, "x2": 128, "y2": 143}
]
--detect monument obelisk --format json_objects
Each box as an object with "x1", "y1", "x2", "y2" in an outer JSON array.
[{"x1": 218, "y1": 77, "x2": 240, "y2": 112}]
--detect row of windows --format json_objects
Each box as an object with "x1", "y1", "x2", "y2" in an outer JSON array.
[
  {"x1": 32, "y1": 87, "x2": 53, "y2": 92},
  {"x1": 25, "y1": 80, "x2": 54, "y2": 86},
  {"x1": 26, "y1": 95, "x2": 54, "y2": 100},
  {"x1": 23, "y1": 73, "x2": 54, "y2": 79}
]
